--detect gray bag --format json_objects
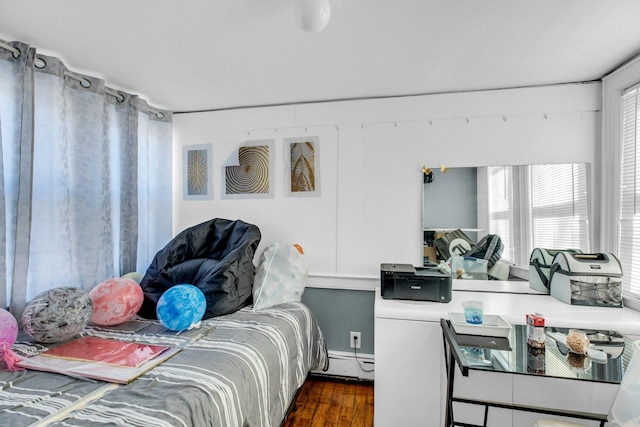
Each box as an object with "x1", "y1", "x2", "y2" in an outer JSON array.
[
  {"x1": 529, "y1": 248, "x2": 582, "y2": 293},
  {"x1": 549, "y1": 252, "x2": 623, "y2": 307}
]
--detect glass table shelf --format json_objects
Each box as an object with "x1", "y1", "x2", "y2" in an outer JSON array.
[{"x1": 440, "y1": 319, "x2": 632, "y2": 427}]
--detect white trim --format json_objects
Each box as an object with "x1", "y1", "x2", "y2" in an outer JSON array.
[
  {"x1": 601, "y1": 76, "x2": 624, "y2": 254},
  {"x1": 601, "y1": 55, "x2": 640, "y2": 308},
  {"x1": 306, "y1": 274, "x2": 377, "y2": 291},
  {"x1": 508, "y1": 265, "x2": 529, "y2": 281},
  {"x1": 312, "y1": 350, "x2": 374, "y2": 381},
  {"x1": 623, "y1": 295, "x2": 640, "y2": 312}
]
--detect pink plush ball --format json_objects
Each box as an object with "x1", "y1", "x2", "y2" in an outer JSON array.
[
  {"x1": 89, "y1": 277, "x2": 144, "y2": 326},
  {"x1": 0, "y1": 308, "x2": 18, "y2": 348}
]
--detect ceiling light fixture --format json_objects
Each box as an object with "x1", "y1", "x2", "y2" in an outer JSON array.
[{"x1": 294, "y1": 0, "x2": 331, "y2": 32}]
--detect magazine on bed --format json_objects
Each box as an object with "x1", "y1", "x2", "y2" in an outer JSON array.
[{"x1": 16, "y1": 336, "x2": 180, "y2": 384}]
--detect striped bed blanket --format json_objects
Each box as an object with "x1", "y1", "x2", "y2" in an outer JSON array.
[{"x1": 0, "y1": 301, "x2": 328, "y2": 426}]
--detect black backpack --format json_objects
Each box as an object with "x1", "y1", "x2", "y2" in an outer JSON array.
[{"x1": 465, "y1": 234, "x2": 503, "y2": 268}]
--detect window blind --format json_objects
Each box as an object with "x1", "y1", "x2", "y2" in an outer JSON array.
[
  {"x1": 486, "y1": 164, "x2": 590, "y2": 269},
  {"x1": 529, "y1": 163, "x2": 590, "y2": 251},
  {"x1": 619, "y1": 84, "x2": 640, "y2": 297}
]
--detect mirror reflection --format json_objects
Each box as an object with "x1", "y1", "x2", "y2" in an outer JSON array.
[{"x1": 422, "y1": 163, "x2": 592, "y2": 281}]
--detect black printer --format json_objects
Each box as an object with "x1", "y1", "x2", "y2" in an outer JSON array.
[{"x1": 381, "y1": 263, "x2": 452, "y2": 302}]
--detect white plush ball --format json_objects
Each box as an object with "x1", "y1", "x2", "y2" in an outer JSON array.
[{"x1": 22, "y1": 287, "x2": 93, "y2": 343}]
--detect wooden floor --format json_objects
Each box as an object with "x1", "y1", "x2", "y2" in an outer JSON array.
[{"x1": 283, "y1": 376, "x2": 374, "y2": 427}]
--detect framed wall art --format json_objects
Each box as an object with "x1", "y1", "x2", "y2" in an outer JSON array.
[
  {"x1": 222, "y1": 139, "x2": 275, "y2": 199},
  {"x1": 285, "y1": 136, "x2": 320, "y2": 197},
  {"x1": 183, "y1": 143, "x2": 213, "y2": 200}
]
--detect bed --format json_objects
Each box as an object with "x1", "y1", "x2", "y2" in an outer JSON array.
[{"x1": 0, "y1": 301, "x2": 328, "y2": 427}]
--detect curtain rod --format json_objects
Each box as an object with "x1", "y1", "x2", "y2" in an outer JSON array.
[
  {"x1": 64, "y1": 71, "x2": 167, "y2": 118},
  {"x1": 0, "y1": 41, "x2": 165, "y2": 119},
  {"x1": 0, "y1": 42, "x2": 126, "y2": 104},
  {"x1": 0, "y1": 40, "x2": 20, "y2": 58},
  {"x1": 62, "y1": 70, "x2": 164, "y2": 118},
  {"x1": 62, "y1": 70, "x2": 123, "y2": 101}
]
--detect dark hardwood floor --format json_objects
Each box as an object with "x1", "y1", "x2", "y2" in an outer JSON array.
[{"x1": 283, "y1": 376, "x2": 374, "y2": 427}]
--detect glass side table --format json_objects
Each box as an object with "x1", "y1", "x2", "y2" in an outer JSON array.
[{"x1": 440, "y1": 318, "x2": 632, "y2": 427}]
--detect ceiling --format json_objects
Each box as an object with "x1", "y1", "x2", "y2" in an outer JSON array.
[{"x1": 1, "y1": 0, "x2": 640, "y2": 113}]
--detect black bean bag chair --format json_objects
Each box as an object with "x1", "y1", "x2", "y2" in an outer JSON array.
[{"x1": 138, "y1": 218, "x2": 261, "y2": 320}]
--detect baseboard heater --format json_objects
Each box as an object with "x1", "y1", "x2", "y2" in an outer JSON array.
[{"x1": 313, "y1": 350, "x2": 374, "y2": 380}]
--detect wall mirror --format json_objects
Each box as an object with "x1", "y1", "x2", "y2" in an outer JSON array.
[{"x1": 422, "y1": 163, "x2": 592, "y2": 280}]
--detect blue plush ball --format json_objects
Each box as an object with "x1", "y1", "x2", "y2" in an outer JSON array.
[{"x1": 156, "y1": 285, "x2": 206, "y2": 331}]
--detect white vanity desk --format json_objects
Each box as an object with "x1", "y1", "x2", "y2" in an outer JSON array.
[{"x1": 374, "y1": 280, "x2": 640, "y2": 427}]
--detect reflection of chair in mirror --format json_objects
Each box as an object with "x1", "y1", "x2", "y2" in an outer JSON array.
[
  {"x1": 430, "y1": 229, "x2": 511, "y2": 280},
  {"x1": 534, "y1": 340, "x2": 640, "y2": 427}
]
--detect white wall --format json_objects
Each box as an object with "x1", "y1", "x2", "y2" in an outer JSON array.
[{"x1": 172, "y1": 83, "x2": 600, "y2": 291}]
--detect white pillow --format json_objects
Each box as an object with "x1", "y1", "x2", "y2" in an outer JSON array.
[{"x1": 252, "y1": 242, "x2": 309, "y2": 311}]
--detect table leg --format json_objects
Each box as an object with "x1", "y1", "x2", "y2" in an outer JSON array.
[{"x1": 444, "y1": 340, "x2": 456, "y2": 427}]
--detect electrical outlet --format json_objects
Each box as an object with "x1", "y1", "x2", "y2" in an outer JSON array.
[{"x1": 350, "y1": 331, "x2": 361, "y2": 349}]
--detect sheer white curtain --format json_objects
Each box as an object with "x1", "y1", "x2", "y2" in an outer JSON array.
[
  {"x1": 0, "y1": 41, "x2": 34, "y2": 312},
  {"x1": 487, "y1": 166, "x2": 515, "y2": 263},
  {"x1": 0, "y1": 40, "x2": 172, "y2": 318},
  {"x1": 136, "y1": 100, "x2": 173, "y2": 274}
]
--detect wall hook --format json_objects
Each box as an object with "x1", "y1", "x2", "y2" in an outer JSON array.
[{"x1": 422, "y1": 166, "x2": 433, "y2": 184}]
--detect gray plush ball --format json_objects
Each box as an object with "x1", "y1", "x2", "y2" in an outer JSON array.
[{"x1": 22, "y1": 287, "x2": 93, "y2": 343}]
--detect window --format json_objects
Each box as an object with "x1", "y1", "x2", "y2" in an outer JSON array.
[
  {"x1": 619, "y1": 84, "x2": 640, "y2": 298},
  {"x1": 601, "y1": 55, "x2": 640, "y2": 309},
  {"x1": 529, "y1": 163, "x2": 590, "y2": 251},
  {"x1": 0, "y1": 40, "x2": 172, "y2": 312},
  {"x1": 486, "y1": 163, "x2": 591, "y2": 270},
  {"x1": 487, "y1": 166, "x2": 515, "y2": 264}
]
